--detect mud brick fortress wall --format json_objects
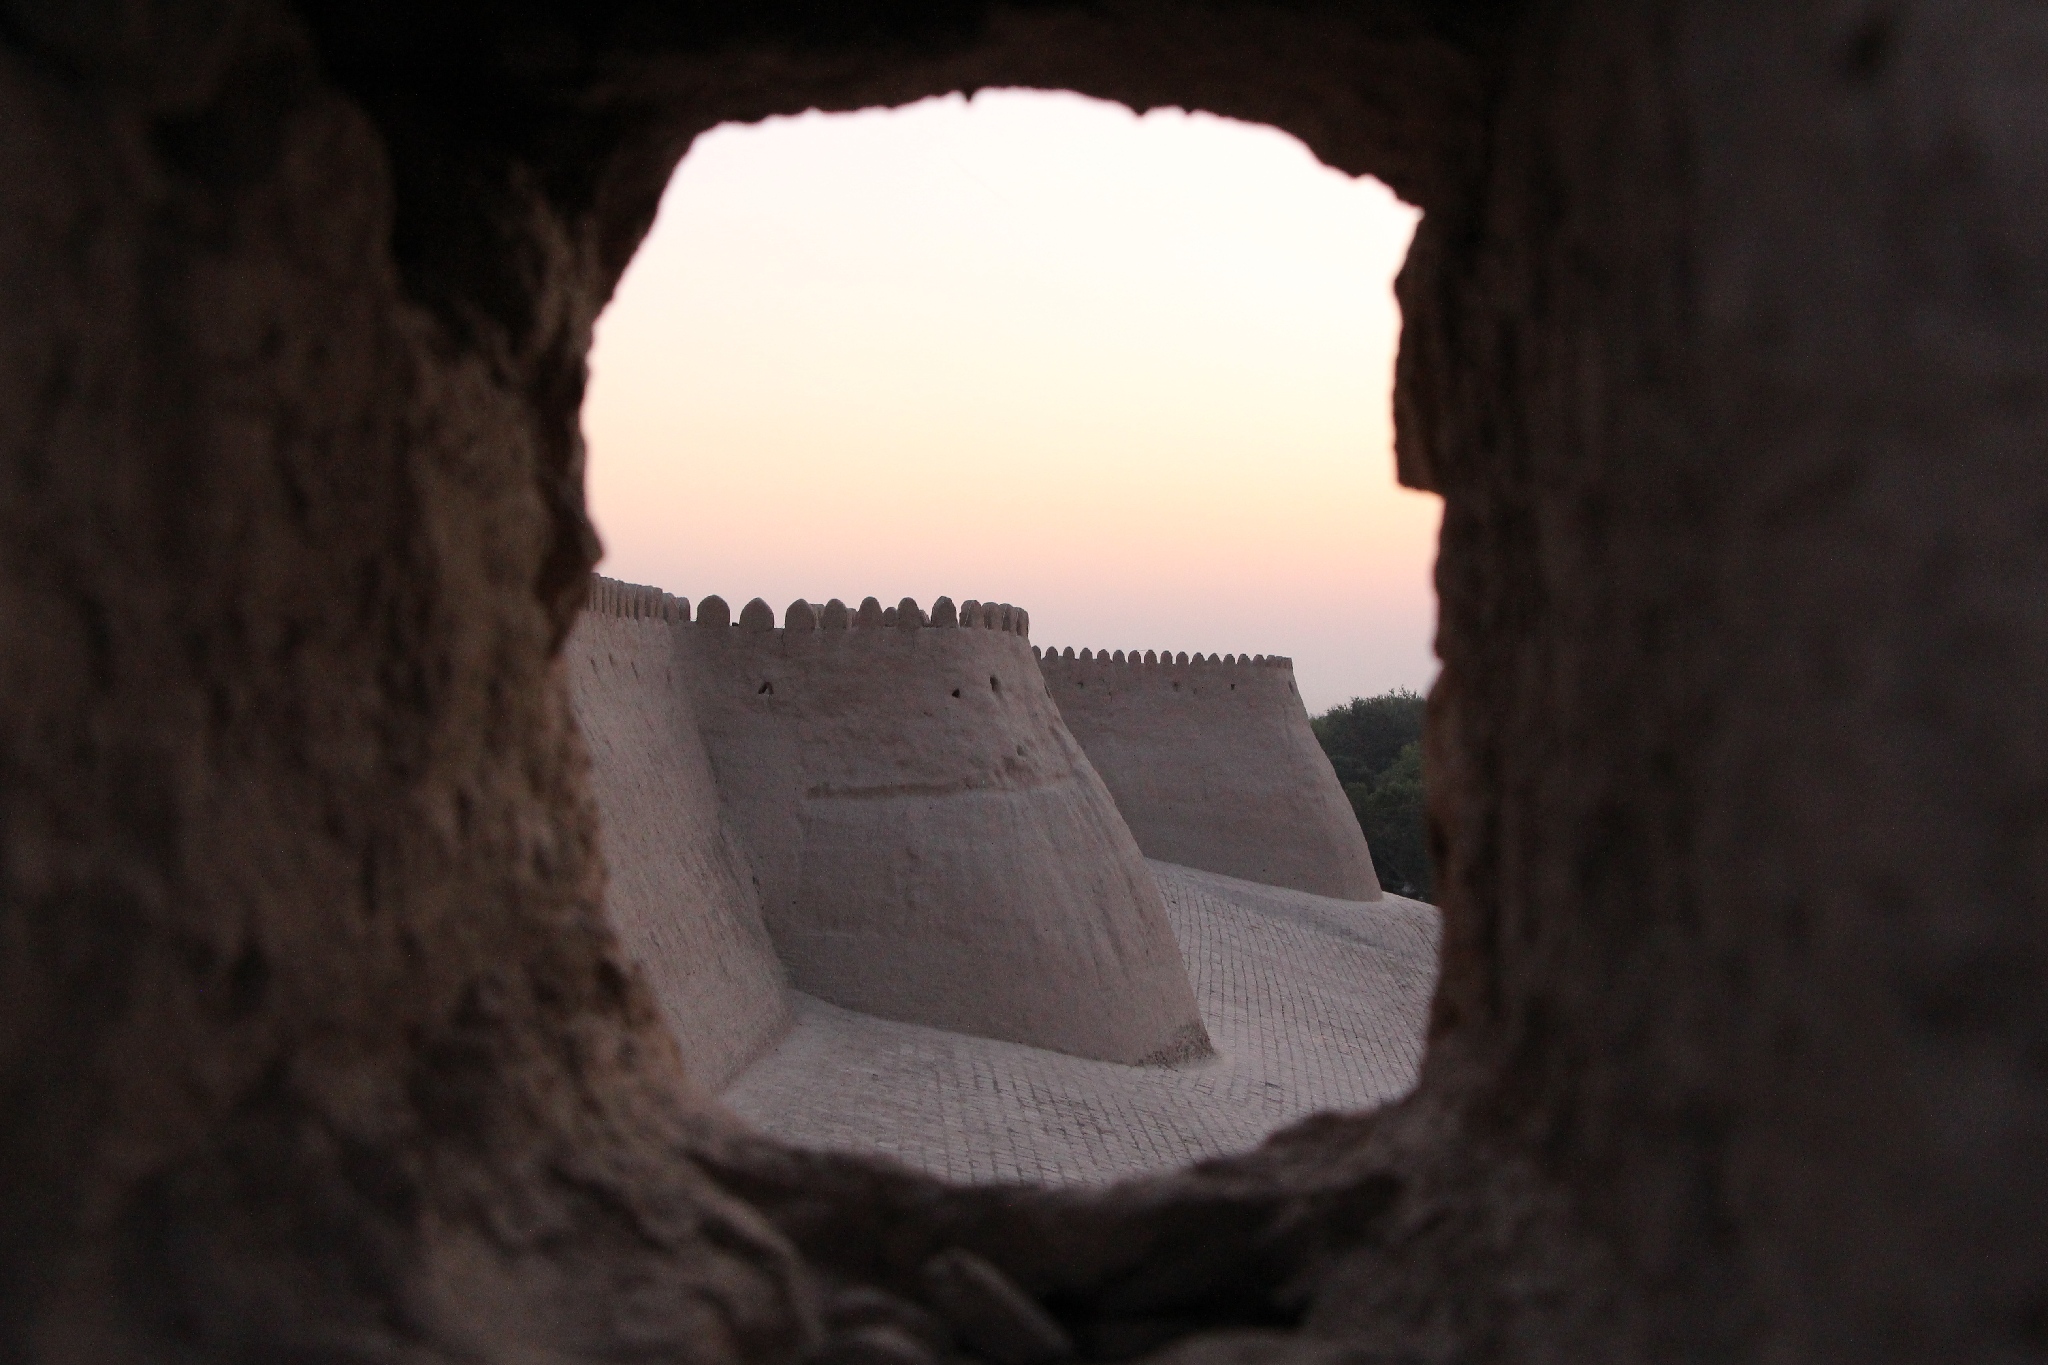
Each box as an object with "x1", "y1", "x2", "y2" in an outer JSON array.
[
  {"x1": 675, "y1": 588, "x2": 1208, "y2": 1067},
  {"x1": 569, "y1": 576, "x2": 1277, "y2": 1071},
  {"x1": 1037, "y1": 646, "x2": 1381, "y2": 901}
]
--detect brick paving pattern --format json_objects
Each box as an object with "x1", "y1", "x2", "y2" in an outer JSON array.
[{"x1": 721, "y1": 861, "x2": 1439, "y2": 1185}]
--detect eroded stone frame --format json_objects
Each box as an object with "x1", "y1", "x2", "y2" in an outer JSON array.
[{"x1": 4, "y1": 2, "x2": 2043, "y2": 1363}]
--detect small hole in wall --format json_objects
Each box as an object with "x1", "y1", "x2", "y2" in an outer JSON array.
[
  {"x1": 989, "y1": 676, "x2": 1001, "y2": 693},
  {"x1": 951, "y1": 688, "x2": 961, "y2": 698},
  {"x1": 758, "y1": 680, "x2": 774, "y2": 695},
  {"x1": 1173, "y1": 681, "x2": 1181, "y2": 691},
  {"x1": 1015, "y1": 744, "x2": 1026, "y2": 757}
]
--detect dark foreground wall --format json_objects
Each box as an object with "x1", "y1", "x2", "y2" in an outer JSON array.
[
  {"x1": 1039, "y1": 647, "x2": 1381, "y2": 900},
  {"x1": 3, "y1": 3, "x2": 2043, "y2": 1363}
]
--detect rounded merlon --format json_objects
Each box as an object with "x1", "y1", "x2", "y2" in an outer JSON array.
[
  {"x1": 821, "y1": 598, "x2": 850, "y2": 630},
  {"x1": 959, "y1": 599, "x2": 981, "y2": 628},
  {"x1": 931, "y1": 596, "x2": 958, "y2": 627},
  {"x1": 897, "y1": 597, "x2": 922, "y2": 632},
  {"x1": 858, "y1": 597, "x2": 885, "y2": 628},
  {"x1": 698, "y1": 595, "x2": 732, "y2": 628},
  {"x1": 786, "y1": 599, "x2": 817, "y2": 631},
  {"x1": 742, "y1": 598, "x2": 776, "y2": 632}
]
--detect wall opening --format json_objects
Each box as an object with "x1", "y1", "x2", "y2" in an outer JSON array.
[
  {"x1": 583, "y1": 90, "x2": 1435, "y2": 714},
  {"x1": 574, "y1": 89, "x2": 1443, "y2": 1188}
]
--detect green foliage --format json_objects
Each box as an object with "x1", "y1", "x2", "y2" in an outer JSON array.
[
  {"x1": 1311, "y1": 689, "x2": 1425, "y2": 787},
  {"x1": 1314, "y1": 691, "x2": 1432, "y2": 900},
  {"x1": 1346, "y1": 742, "x2": 1429, "y2": 899}
]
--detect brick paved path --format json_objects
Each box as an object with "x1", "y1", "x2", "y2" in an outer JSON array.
[{"x1": 721, "y1": 862, "x2": 1439, "y2": 1185}]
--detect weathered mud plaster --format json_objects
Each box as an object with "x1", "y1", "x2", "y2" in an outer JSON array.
[
  {"x1": 674, "y1": 590, "x2": 1208, "y2": 1066},
  {"x1": 1039, "y1": 647, "x2": 1381, "y2": 900},
  {"x1": 566, "y1": 592, "x2": 790, "y2": 1089}
]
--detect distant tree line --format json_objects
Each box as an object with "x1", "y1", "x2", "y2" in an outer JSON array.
[{"x1": 1312, "y1": 689, "x2": 1431, "y2": 901}]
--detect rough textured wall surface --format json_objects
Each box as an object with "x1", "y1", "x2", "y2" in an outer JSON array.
[
  {"x1": 0, "y1": 9, "x2": 813, "y2": 1362},
  {"x1": 566, "y1": 591, "x2": 789, "y2": 1089},
  {"x1": 1039, "y1": 648, "x2": 1381, "y2": 901},
  {"x1": 5, "y1": 0, "x2": 2044, "y2": 1362},
  {"x1": 681, "y1": 595, "x2": 1209, "y2": 1067},
  {"x1": 1366, "y1": 3, "x2": 2048, "y2": 1359}
]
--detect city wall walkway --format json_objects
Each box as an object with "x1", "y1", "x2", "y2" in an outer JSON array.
[{"x1": 721, "y1": 861, "x2": 1439, "y2": 1185}]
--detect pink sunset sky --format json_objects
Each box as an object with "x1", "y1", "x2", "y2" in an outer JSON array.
[{"x1": 582, "y1": 89, "x2": 1436, "y2": 712}]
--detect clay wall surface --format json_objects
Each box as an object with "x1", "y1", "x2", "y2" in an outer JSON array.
[
  {"x1": 679, "y1": 594, "x2": 1209, "y2": 1067},
  {"x1": 565, "y1": 586, "x2": 789, "y2": 1090},
  {"x1": 1039, "y1": 649, "x2": 1382, "y2": 901}
]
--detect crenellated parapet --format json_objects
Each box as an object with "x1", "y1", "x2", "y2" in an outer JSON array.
[
  {"x1": 582, "y1": 576, "x2": 1033, "y2": 639},
  {"x1": 1035, "y1": 645, "x2": 1292, "y2": 669},
  {"x1": 709, "y1": 591, "x2": 1029, "y2": 638},
  {"x1": 585, "y1": 574, "x2": 689, "y2": 621}
]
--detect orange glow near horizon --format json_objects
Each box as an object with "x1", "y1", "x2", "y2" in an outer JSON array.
[{"x1": 584, "y1": 90, "x2": 1436, "y2": 712}]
